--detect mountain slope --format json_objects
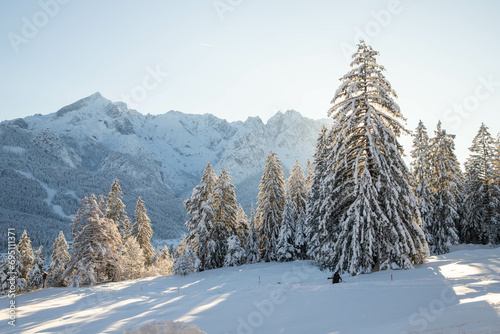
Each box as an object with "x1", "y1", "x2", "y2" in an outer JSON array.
[{"x1": 0, "y1": 92, "x2": 330, "y2": 249}]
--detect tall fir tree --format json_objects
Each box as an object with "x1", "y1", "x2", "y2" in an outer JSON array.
[
  {"x1": 236, "y1": 205, "x2": 250, "y2": 250},
  {"x1": 428, "y1": 122, "x2": 461, "y2": 254},
  {"x1": 1, "y1": 246, "x2": 27, "y2": 293},
  {"x1": 213, "y1": 169, "x2": 238, "y2": 234},
  {"x1": 27, "y1": 246, "x2": 45, "y2": 289},
  {"x1": 121, "y1": 236, "x2": 146, "y2": 279},
  {"x1": 312, "y1": 41, "x2": 428, "y2": 274},
  {"x1": 245, "y1": 205, "x2": 260, "y2": 264},
  {"x1": 410, "y1": 120, "x2": 435, "y2": 246},
  {"x1": 17, "y1": 230, "x2": 34, "y2": 281},
  {"x1": 106, "y1": 179, "x2": 131, "y2": 240},
  {"x1": 257, "y1": 151, "x2": 286, "y2": 262},
  {"x1": 131, "y1": 196, "x2": 155, "y2": 265},
  {"x1": 64, "y1": 194, "x2": 123, "y2": 286},
  {"x1": 306, "y1": 126, "x2": 332, "y2": 261},
  {"x1": 287, "y1": 160, "x2": 308, "y2": 259},
  {"x1": 184, "y1": 163, "x2": 218, "y2": 271},
  {"x1": 155, "y1": 244, "x2": 174, "y2": 276},
  {"x1": 276, "y1": 199, "x2": 297, "y2": 262},
  {"x1": 462, "y1": 123, "x2": 500, "y2": 244},
  {"x1": 210, "y1": 169, "x2": 238, "y2": 268},
  {"x1": 49, "y1": 231, "x2": 71, "y2": 287}
]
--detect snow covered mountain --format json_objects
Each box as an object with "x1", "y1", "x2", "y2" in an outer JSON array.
[{"x1": 0, "y1": 92, "x2": 330, "y2": 249}]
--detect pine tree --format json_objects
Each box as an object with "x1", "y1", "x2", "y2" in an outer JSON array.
[
  {"x1": 306, "y1": 126, "x2": 332, "y2": 261},
  {"x1": 121, "y1": 236, "x2": 146, "y2": 280},
  {"x1": 462, "y1": 123, "x2": 500, "y2": 244},
  {"x1": 64, "y1": 194, "x2": 123, "y2": 286},
  {"x1": 184, "y1": 163, "x2": 218, "y2": 271},
  {"x1": 224, "y1": 235, "x2": 244, "y2": 267},
  {"x1": 410, "y1": 120, "x2": 435, "y2": 246},
  {"x1": 236, "y1": 205, "x2": 250, "y2": 250},
  {"x1": 155, "y1": 245, "x2": 173, "y2": 276},
  {"x1": 462, "y1": 161, "x2": 488, "y2": 244},
  {"x1": 131, "y1": 196, "x2": 155, "y2": 265},
  {"x1": 106, "y1": 179, "x2": 131, "y2": 240},
  {"x1": 428, "y1": 122, "x2": 461, "y2": 254},
  {"x1": 1, "y1": 246, "x2": 27, "y2": 294},
  {"x1": 173, "y1": 239, "x2": 200, "y2": 276},
  {"x1": 27, "y1": 246, "x2": 45, "y2": 289},
  {"x1": 276, "y1": 199, "x2": 296, "y2": 262},
  {"x1": 286, "y1": 160, "x2": 308, "y2": 259},
  {"x1": 17, "y1": 230, "x2": 33, "y2": 281},
  {"x1": 210, "y1": 169, "x2": 238, "y2": 268},
  {"x1": 245, "y1": 205, "x2": 260, "y2": 264},
  {"x1": 257, "y1": 151, "x2": 286, "y2": 262},
  {"x1": 314, "y1": 41, "x2": 428, "y2": 274},
  {"x1": 49, "y1": 231, "x2": 71, "y2": 287}
]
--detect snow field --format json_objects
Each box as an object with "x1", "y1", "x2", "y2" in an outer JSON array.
[{"x1": 1, "y1": 247, "x2": 499, "y2": 333}]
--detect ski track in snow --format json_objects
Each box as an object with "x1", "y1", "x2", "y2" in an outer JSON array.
[{"x1": 1, "y1": 247, "x2": 499, "y2": 333}]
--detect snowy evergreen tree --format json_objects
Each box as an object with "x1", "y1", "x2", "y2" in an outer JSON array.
[
  {"x1": 462, "y1": 161, "x2": 488, "y2": 244},
  {"x1": 257, "y1": 151, "x2": 286, "y2": 262},
  {"x1": 27, "y1": 246, "x2": 45, "y2": 289},
  {"x1": 213, "y1": 169, "x2": 238, "y2": 233},
  {"x1": 121, "y1": 236, "x2": 146, "y2": 280},
  {"x1": 428, "y1": 122, "x2": 461, "y2": 254},
  {"x1": 286, "y1": 160, "x2": 308, "y2": 259},
  {"x1": 306, "y1": 126, "x2": 332, "y2": 261},
  {"x1": 245, "y1": 205, "x2": 260, "y2": 264},
  {"x1": 276, "y1": 199, "x2": 296, "y2": 262},
  {"x1": 64, "y1": 194, "x2": 123, "y2": 286},
  {"x1": 155, "y1": 245, "x2": 174, "y2": 276},
  {"x1": 224, "y1": 235, "x2": 244, "y2": 267},
  {"x1": 173, "y1": 240, "x2": 200, "y2": 276},
  {"x1": 184, "y1": 163, "x2": 218, "y2": 271},
  {"x1": 1, "y1": 246, "x2": 27, "y2": 294},
  {"x1": 209, "y1": 169, "x2": 238, "y2": 268},
  {"x1": 17, "y1": 230, "x2": 33, "y2": 281},
  {"x1": 410, "y1": 120, "x2": 435, "y2": 246},
  {"x1": 131, "y1": 196, "x2": 155, "y2": 265},
  {"x1": 106, "y1": 179, "x2": 131, "y2": 240},
  {"x1": 313, "y1": 41, "x2": 428, "y2": 274},
  {"x1": 236, "y1": 205, "x2": 250, "y2": 250},
  {"x1": 462, "y1": 123, "x2": 500, "y2": 244},
  {"x1": 49, "y1": 231, "x2": 71, "y2": 287}
]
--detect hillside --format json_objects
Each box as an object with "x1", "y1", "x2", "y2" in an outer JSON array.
[
  {"x1": 1, "y1": 246, "x2": 499, "y2": 333},
  {"x1": 0, "y1": 92, "x2": 330, "y2": 249}
]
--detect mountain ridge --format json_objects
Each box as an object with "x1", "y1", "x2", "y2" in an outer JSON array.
[{"x1": 0, "y1": 93, "x2": 331, "y2": 250}]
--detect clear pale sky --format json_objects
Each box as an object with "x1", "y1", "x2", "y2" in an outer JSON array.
[{"x1": 1, "y1": 0, "x2": 499, "y2": 164}]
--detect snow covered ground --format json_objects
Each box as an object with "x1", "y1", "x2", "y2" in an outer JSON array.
[{"x1": 1, "y1": 246, "x2": 499, "y2": 333}]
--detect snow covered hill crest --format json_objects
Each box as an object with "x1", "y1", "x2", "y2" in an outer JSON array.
[{"x1": 0, "y1": 92, "x2": 330, "y2": 246}]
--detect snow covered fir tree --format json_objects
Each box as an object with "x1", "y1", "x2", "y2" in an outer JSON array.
[
  {"x1": 63, "y1": 194, "x2": 123, "y2": 286},
  {"x1": 410, "y1": 121, "x2": 434, "y2": 246},
  {"x1": 427, "y1": 122, "x2": 462, "y2": 254},
  {"x1": 462, "y1": 123, "x2": 500, "y2": 244},
  {"x1": 308, "y1": 41, "x2": 429, "y2": 275},
  {"x1": 256, "y1": 151, "x2": 286, "y2": 262}
]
